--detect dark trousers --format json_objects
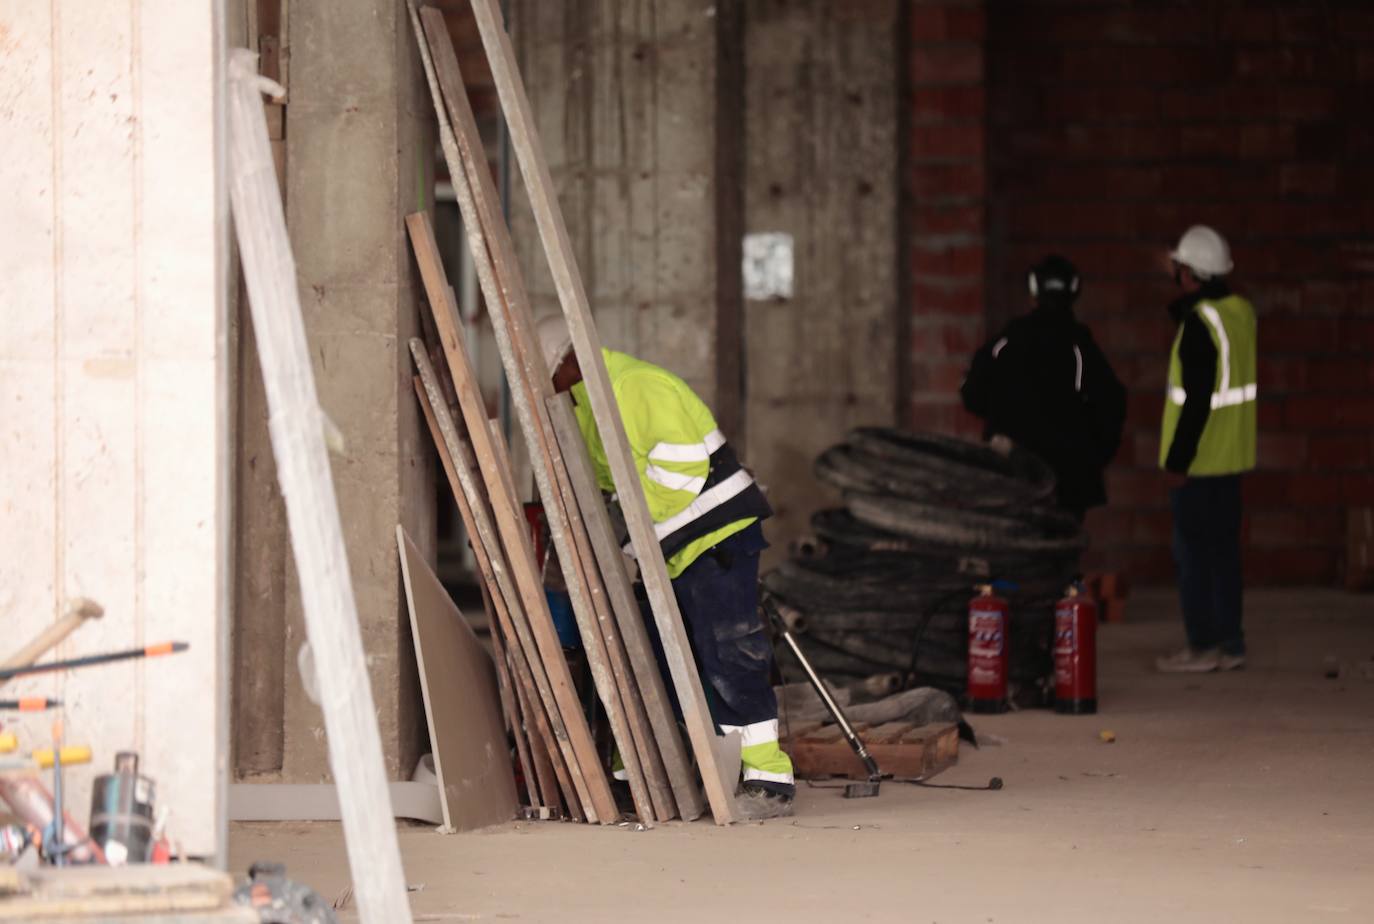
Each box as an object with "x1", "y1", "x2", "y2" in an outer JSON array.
[
  {"x1": 1170, "y1": 475, "x2": 1245, "y2": 656},
  {"x1": 640, "y1": 523, "x2": 778, "y2": 729}
]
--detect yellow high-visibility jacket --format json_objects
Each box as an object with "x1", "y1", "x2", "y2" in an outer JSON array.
[{"x1": 571, "y1": 349, "x2": 771, "y2": 578}]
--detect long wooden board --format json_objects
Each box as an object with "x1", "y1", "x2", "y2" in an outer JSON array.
[
  {"x1": 413, "y1": 376, "x2": 545, "y2": 813},
  {"x1": 0, "y1": 865, "x2": 247, "y2": 922},
  {"x1": 226, "y1": 49, "x2": 412, "y2": 922},
  {"x1": 228, "y1": 782, "x2": 443, "y2": 825},
  {"x1": 483, "y1": 586, "x2": 541, "y2": 809},
  {"x1": 547, "y1": 394, "x2": 704, "y2": 821},
  {"x1": 405, "y1": 215, "x2": 618, "y2": 824},
  {"x1": 410, "y1": 354, "x2": 592, "y2": 821},
  {"x1": 396, "y1": 525, "x2": 519, "y2": 832},
  {"x1": 408, "y1": 3, "x2": 645, "y2": 825},
  {"x1": 488, "y1": 416, "x2": 670, "y2": 823},
  {"x1": 466, "y1": 0, "x2": 739, "y2": 823}
]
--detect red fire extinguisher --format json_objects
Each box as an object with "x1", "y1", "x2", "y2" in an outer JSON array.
[
  {"x1": 1054, "y1": 584, "x2": 1098, "y2": 714},
  {"x1": 967, "y1": 585, "x2": 1009, "y2": 714}
]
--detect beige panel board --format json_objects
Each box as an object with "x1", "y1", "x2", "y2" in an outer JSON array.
[{"x1": 397, "y1": 526, "x2": 518, "y2": 832}]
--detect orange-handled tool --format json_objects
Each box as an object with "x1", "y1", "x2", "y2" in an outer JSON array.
[
  {"x1": 0, "y1": 642, "x2": 189, "y2": 682},
  {"x1": 0, "y1": 698, "x2": 63, "y2": 712}
]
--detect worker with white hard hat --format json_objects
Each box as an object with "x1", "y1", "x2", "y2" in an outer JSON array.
[
  {"x1": 535, "y1": 315, "x2": 795, "y2": 816},
  {"x1": 1155, "y1": 225, "x2": 1258, "y2": 675}
]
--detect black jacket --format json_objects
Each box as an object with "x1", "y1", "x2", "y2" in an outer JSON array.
[
  {"x1": 961, "y1": 303, "x2": 1127, "y2": 515},
  {"x1": 1162, "y1": 279, "x2": 1228, "y2": 474}
]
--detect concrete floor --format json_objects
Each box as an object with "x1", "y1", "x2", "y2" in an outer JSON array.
[{"x1": 229, "y1": 588, "x2": 1374, "y2": 923}]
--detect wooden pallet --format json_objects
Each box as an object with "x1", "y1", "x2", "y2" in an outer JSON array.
[
  {"x1": 782, "y1": 721, "x2": 959, "y2": 780},
  {"x1": 0, "y1": 864, "x2": 255, "y2": 922}
]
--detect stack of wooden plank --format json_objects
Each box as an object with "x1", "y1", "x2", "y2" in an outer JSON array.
[{"x1": 401, "y1": 0, "x2": 742, "y2": 826}]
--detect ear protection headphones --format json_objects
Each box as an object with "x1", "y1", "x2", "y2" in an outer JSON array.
[{"x1": 1028, "y1": 258, "x2": 1080, "y2": 299}]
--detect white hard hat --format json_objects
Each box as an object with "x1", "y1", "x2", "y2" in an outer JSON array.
[
  {"x1": 1171, "y1": 225, "x2": 1233, "y2": 278},
  {"x1": 535, "y1": 314, "x2": 573, "y2": 373}
]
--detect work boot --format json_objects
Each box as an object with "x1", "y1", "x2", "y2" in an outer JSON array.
[
  {"x1": 610, "y1": 779, "x2": 635, "y2": 817},
  {"x1": 734, "y1": 780, "x2": 795, "y2": 820},
  {"x1": 1216, "y1": 652, "x2": 1246, "y2": 671},
  {"x1": 1155, "y1": 647, "x2": 1220, "y2": 673}
]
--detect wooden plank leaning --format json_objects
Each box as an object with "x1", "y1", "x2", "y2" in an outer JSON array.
[
  {"x1": 410, "y1": 348, "x2": 596, "y2": 822},
  {"x1": 466, "y1": 0, "x2": 741, "y2": 823},
  {"x1": 407, "y1": 2, "x2": 646, "y2": 824},
  {"x1": 226, "y1": 49, "x2": 413, "y2": 923},
  {"x1": 405, "y1": 216, "x2": 622, "y2": 824},
  {"x1": 546, "y1": 395, "x2": 705, "y2": 821},
  {"x1": 412, "y1": 377, "x2": 541, "y2": 813},
  {"x1": 412, "y1": 2, "x2": 696, "y2": 822},
  {"x1": 413, "y1": 377, "x2": 567, "y2": 818},
  {"x1": 481, "y1": 587, "x2": 543, "y2": 811},
  {"x1": 483, "y1": 417, "x2": 665, "y2": 824},
  {"x1": 538, "y1": 433, "x2": 677, "y2": 822},
  {"x1": 416, "y1": 24, "x2": 667, "y2": 820}
]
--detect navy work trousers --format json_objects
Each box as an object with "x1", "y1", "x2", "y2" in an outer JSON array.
[
  {"x1": 1170, "y1": 475, "x2": 1245, "y2": 656},
  {"x1": 640, "y1": 522, "x2": 778, "y2": 729}
]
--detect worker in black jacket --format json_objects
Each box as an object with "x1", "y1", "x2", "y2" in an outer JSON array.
[{"x1": 960, "y1": 255, "x2": 1127, "y2": 519}]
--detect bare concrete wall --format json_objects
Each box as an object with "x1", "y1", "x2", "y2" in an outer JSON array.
[
  {"x1": 245, "y1": 0, "x2": 435, "y2": 783},
  {"x1": 2, "y1": 0, "x2": 230, "y2": 857},
  {"x1": 507, "y1": 1, "x2": 898, "y2": 565},
  {"x1": 744, "y1": 0, "x2": 900, "y2": 562},
  {"x1": 508, "y1": 0, "x2": 722, "y2": 403}
]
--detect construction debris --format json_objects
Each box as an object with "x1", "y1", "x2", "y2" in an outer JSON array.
[{"x1": 765, "y1": 428, "x2": 1084, "y2": 705}]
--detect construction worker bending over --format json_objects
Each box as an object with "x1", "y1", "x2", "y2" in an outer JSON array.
[
  {"x1": 960, "y1": 255, "x2": 1127, "y2": 520},
  {"x1": 537, "y1": 316, "x2": 796, "y2": 813},
  {"x1": 1155, "y1": 226, "x2": 1257, "y2": 674}
]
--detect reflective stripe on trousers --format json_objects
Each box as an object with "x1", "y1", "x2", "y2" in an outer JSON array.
[{"x1": 719, "y1": 718, "x2": 795, "y2": 785}]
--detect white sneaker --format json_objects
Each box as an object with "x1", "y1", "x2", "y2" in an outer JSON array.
[
  {"x1": 1155, "y1": 647, "x2": 1220, "y2": 673},
  {"x1": 1216, "y1": 652, "x2": 1246, "y2": 671}
]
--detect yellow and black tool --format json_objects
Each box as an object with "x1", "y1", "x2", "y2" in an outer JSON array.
[{"x1": 32, "y1": 746, "x2": 92, "y2": 770}]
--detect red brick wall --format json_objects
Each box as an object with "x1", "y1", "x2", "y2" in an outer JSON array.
[
  {"x1": 905, "y1": 0, "x2": 988, "y2": 438},
  {"x1": 902, "y1": 0, "x2": 1374, "y2": 585}
]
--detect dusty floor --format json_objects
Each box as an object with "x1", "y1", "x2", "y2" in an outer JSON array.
[{"x1": 230, "y1": 588, "x2": 1374, "y2": 923}]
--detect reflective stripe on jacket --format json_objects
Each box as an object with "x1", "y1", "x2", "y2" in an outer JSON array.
[
  {"x1": 1159, "y1": 294, "x2": 1258, "y2": 476},
  {"x1": 571, "y1": 349, "x2": 772, "y2": 578}
]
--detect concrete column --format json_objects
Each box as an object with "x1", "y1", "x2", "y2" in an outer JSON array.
[
  {"x1": 508, "y1": 0, "x2": 722, "y2": 402},
  {"x1": 744, "y1": 0, "x2": 900, "y2": 562},
  {"x1": 272, "y1": 0, "x2": 435, "y2": 782}
]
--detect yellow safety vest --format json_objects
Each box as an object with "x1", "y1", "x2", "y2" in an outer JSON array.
[
  {"x1": 571, "y1": 349, "x2": 770, "y2": 578},
  {"x1": 1159, "y1": 295, "x2": 1258, "y2": 476}
]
